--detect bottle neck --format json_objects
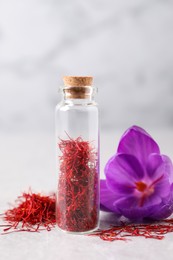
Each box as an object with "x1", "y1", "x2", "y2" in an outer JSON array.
[{"x1": 61, "y1": 86, "x2": 97, "y2": 103}]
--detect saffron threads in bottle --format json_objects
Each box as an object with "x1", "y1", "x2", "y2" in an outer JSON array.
[
  {"x1": 56, "y1": 136, "x2": 99, "y2": 232},
  {"x1": 1, "y1": 191, "x2": 56, "y2": 234},
  {"x1": 90, "y1": 219, "x2": 173, "y2": 242}
]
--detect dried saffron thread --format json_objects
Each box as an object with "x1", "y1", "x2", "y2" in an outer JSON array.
[
  {"x1": 90, "y1": 219, "x2": 173, "y2": 242},
  {"x1": 57, "y1": 136, "x2": 99, "y2": 232},
  {"x1": 0, "y1": 191, "x2": 56, "y2": 234}
]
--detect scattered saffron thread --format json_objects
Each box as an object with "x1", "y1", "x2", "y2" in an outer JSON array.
[
  {"x1": 0, "y1": 191, "x2": 56, "y2": 234},
  {"x1": 90, "y1": 219, "x2": 173, "y2": 241},
  {"x1": 1, "y1": 191, "x2": 173, "y2": 240},
  {"x1": 57, "y1": 136, "x2": 99, "y2": 232}
]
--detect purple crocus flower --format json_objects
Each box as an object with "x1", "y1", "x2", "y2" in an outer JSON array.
[{"x1": 101, "y1": 126, "x2": 173, "y2": 221}]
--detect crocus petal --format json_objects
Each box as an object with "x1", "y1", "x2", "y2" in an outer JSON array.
[
  {"x1": 147, "y1": 156, "x2": 172, "y2": 197},
  {"x1": 154, "y1": 177, "x2": 170, "y2": 198},
  {"x1": 121, "y1": 207, "x2": 152, "y2": 221},
  {"x1": 146, "y1": 153, "x2": 163, "y2": 178},
  {"x1": 148, "y1": 186, "x2": 173, "y2": 220},
  {"x1": 142, "y1": 193, "x2": 162, "y2": 207},
  {"x1": 147, "y1": 154, "x2": 173, "y2": 181},
  {"x1": 100, "y1": 180, "x2": 120, "y2": 213},
  {"x1": 114, "y1": 195, "x2": 139, "y2": 208},
  {"x1": 105, "y1": 154, "x2": 144, "y2": 194},
  {"x1": 114, "y1": 196, "x2": 154, "y2": 220},
  {"x1": 117, "y1": 126, "x2": 160, "y2": 166},
  {"x1": 149, "y1": 204, "x2": 173, "y2": 220},
  {"x1": 161, "y1": 155, "x2": 173, "y2": 183}
]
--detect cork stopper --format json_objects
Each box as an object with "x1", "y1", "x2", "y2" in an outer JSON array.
[{"x1": 63, "y1": 76, "x2": 93, "y2": 87}]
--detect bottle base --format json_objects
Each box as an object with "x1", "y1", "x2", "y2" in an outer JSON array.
[{"x1": 57, "y1": 224, "x2": 99, "y2": 235}]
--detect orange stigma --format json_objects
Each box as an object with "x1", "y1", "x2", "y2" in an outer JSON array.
[{"x1": 135, "y1": 181, "x2": 147, "y2": 192}]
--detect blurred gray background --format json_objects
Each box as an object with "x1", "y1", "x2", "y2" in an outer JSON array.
[
  {"x1": 0, "y1": 0, "x2": 173, "y2": 134},
  {"x1": 0, "y1": 0, "x2": 173, "y2": 195}
]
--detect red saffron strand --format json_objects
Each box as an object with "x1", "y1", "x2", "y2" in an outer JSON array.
[
  {"x1": 56, "y1": 136, "x2": 99, "y2": 232},
  {"x1": 90, "y1": 219, "x2": 173, "y2": 242},
  {"x1": 1, "y1": 191, "x2": 56, "y2": 234}
]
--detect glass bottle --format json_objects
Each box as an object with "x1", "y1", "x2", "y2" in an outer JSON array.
[{"x1": 55, "y1": 76, "x2": 99, "y2": 234}]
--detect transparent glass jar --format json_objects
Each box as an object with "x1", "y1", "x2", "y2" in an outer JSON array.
[{"x1": 55, "y1": 76, "x2": 99, "y2": 234}]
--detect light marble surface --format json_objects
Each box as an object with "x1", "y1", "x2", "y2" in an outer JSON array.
[
  {"x1": 0, "y1": 0, "x2": 173, "y2": 133},
  {"x1": 0, "y1": 130, "x2": 173, "y2": 260}
]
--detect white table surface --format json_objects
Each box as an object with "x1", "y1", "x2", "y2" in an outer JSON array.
[{"x1": 0, "y1": 129, "x2": 173, "y2": 260}]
